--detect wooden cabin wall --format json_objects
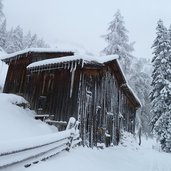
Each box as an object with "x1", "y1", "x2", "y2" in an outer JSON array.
[
  {"x1": 78, "y1": 66, "x2": 120, "y2": 147},
  {"x1": 3, "y1": 52, "x2": 74, "y2": 95},
  {"x1": 119, "y1": 91, "x2": 136, "y2": 133},
  {"x1": 104, "y1": 69, "x2": 120, "y2": 145},
  {"x1": 25, "y1": 67, "x2": 80, "y2": 123},
  {"x1": 3, "y1": 57, "x2": 30, "y2": 94}
]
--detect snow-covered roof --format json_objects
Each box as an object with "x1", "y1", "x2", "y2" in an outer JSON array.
[
  {"x1": 115, "y1": 60, "x2": 141, "y2": 106},
  {"x1": 27, "y1": 54, "x2": 141, "y2": 107},
  {"x1": 121, "y1": 83, "x2": 142, "y2": 107},
  {"x1": 127, "y1": 84, "x2": 142, "y2": 107},
  {"x1": 1, "y1": 48, "x2": 74, "y2": 62},
  {"x1": 27, "y1": 54, "x2": 119, "y2": 69}
]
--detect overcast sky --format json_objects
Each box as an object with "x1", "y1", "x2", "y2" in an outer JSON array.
[{"x1": 3, "y1": 0, "x2": 171, "y2": 58}]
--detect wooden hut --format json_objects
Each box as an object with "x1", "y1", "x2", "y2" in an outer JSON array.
[
  {"x1": 2, "y1": 49, "x2": 141, "y2": 147},
  {"x1": 2, "y1": 48, "x2": 74, "y2": 95}
]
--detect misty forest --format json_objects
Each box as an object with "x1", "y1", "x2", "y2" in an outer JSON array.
[{"x1": 0, "y1": 0, "x2": 171, "y2": 171}]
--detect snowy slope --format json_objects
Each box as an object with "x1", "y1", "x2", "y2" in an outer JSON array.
[{"x1": 0, "y1": 93, "x2": 57, "y2": 141}]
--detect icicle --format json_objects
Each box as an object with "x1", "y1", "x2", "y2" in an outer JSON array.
[
  {"x1": 70, "y1": 61, "x2": 77, "y2": 98},
  {"x1": 81, "y1": 59, "x2": 84, "y2": 68},
  {"x1": 70, "y1": 61, "x2": 74, "y2": 72},
  {"x1": 74, "y1": 60, "x2": 77, "y2": 70},
  {"x1": 67, "y1": 61, "x2": 70, "y2": 70},
  {"x1": 64, "y1": 62, "x2": 66, "y2": 69},
  {"x1": 77, "y1": 72, "x2": 82, "y2": 121}
]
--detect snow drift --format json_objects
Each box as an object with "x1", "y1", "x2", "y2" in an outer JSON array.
[{"x1": 0, "y1": 93, "x2": 57, "y2": 141}]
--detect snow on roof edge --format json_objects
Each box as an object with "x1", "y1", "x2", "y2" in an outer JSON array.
[
  {"x1": 114, "y1": 60, "x2": 141, "y2": 107},
  {"x1": 1, "y1": 48, "x2": 75, "y2": 61},
  {"x1": 27, "y1": 54, "x2": 119, "y2": 69},
  {"x1": 4, "y1": 49, "x2": 138, "y2": 107},
  {"x1": 27, "y1": 53, "x2": 141, "y2": 107},
  {"x1": 97, "y1": 54, "x2": 119, "y2": 63},
  {"x1": 125, "y1": 83, "x2": 142, "y2": 107}
]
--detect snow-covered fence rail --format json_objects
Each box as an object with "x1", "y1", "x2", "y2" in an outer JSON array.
[{"x1": 0, "y1": 117, "x2": 81, "y2": 169}]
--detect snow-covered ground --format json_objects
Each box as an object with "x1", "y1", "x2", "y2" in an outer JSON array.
[
  {"x1": 5, "y1": 138, "x2": 170, "y2": 171},
  {"x1": 0, "y1": 93, "x2": 57, "y2": 141},
  {"x1": 0, "y1": 93, "x2": 171, "y2": 171}
]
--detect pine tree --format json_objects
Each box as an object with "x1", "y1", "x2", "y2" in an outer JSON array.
[
  {"x1": 4, "y1": 26, "x2": 24, "y2": 53},
  {"x1": 129, "y1": 59, "x2": 152, "y2": 136},
  {"x1": 23, "y1": 31, "x2": 48, "y2": 49},
  {"x1": 0, "y1": 0, "x2": 4, "y2": 20},
  {"x1": 0, "y1": 0, "x2": 49, "y2": 53},
  {"x1": 28, "y1": 33, "x2": 38, "y2": 48},
  {"x1": 0, "y1": 19, "x2": 7, "y2": 48},
  {"x1": 0, "y1": 1, "x2": 6, "y2": 49},
  {"x1": 150, "y1": 20, "x2": 171, "y2": 127},
  {"x1": 165, "y1": 116, "x2": 171, "y2": 152},
  {"x1": 102, "y1": 10, "x2": 134, "y2": 73},
  {"x1": 151, "y1": 19, "x2": 171, "y2": 151},
  {"x1": 4, "y1": 28, "x2": 15, "y2": 53},
  {"x1": 36, "y1": 38, "x2": 49, "y2": 48},
  {"x1": 12, "y1": 25, "x2": 24, "y2": 51},
  {"x1": 23, "y1": 31, "x2": 32, "y2": 49},
  {"x1": 154, "y1": 110, "x2": 171, "y2": 152}
]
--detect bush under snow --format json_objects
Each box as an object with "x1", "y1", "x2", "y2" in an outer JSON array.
[{"x1": 119, "y1": 131, "x2": 139, "y2": 150}]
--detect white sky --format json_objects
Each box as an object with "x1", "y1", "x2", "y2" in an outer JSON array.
[{"x1": 3, "y1": 0, "x2": 171, "y2": 58}]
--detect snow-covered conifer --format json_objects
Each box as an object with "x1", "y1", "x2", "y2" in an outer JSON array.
[
  {"x1": 23, "y1": 32, "x2": 48, "y2": 49},
  {"x1": 0, "y1": 19, "x2": 7, "y2": 48},
  {"x1": 4, "y1": 26, "x2": 24, "y2": 53},
  {"x1": 0, "y1": 0, "x2": 4, "y2": 20},
  {"x1": 102, "y1": 10, "x2": 134, "y2": 73},
  {"x1": 154, "y1": 110, "x2": 171, "y2": 152},
  {"x1": 151, "y1": 19, "x2": 171, "y2": 151},
  {"x1": 36, "y1": 38, "x2": 49, "y2": 48},
  {"x1": 129, "y1": 60, "x2": 152, "y2": 136},
  {"x1": 4, "y1": 28, "x2": 15, "y2": 53},
  {"x1": 23, "y1": 31, "x2": 32, "y2": 49},
  {"x1": 12, "y1": 25, "x2": 24, "y2": 51},
  {"x1": 150, "y1": 19, "x2": 170, "y2": 127}
]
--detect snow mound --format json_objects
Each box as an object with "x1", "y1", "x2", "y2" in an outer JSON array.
[
  {"x1": 119, "y1": 131, "x2": 139, "y2": 150},
  {"x1": 0, "y1": 93, "x2": 28, "y2": 105},
  {"x1": 0, "y1": 93, "x2": 57, "y2": 141}
]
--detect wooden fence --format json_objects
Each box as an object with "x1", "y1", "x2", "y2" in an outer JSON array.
[{"x1": 0, "y1": 117, "x2": 81, "y2": 169}]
